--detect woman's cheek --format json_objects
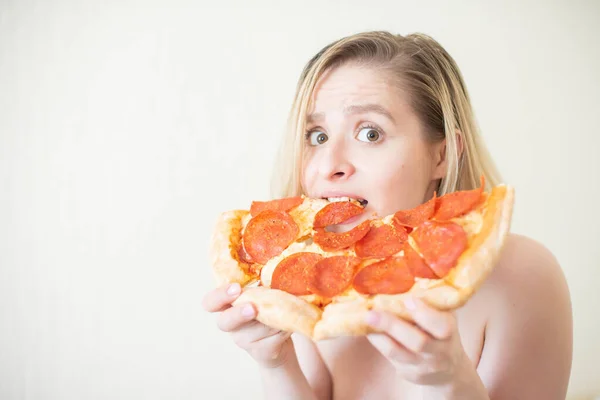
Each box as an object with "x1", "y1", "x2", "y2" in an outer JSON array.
[
  {"x1": 367, "y1": 179, "x2": 401, "y2": 216},
  {"x1": 300, "y1": 163, "x2": 318, "y2": 193}
]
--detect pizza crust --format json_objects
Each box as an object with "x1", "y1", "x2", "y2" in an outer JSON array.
[
  {"x1": 209, "y1": 210, "x2": 256, "y2": 287},
  {"x1": 312, "y1": 280, "x2": 462, "y2": 340},
  {"x1": 445, "y1": 184, "x2": 514, "y2": 294},
  {"x1": 312, "y1": 298, "x2": 373, "y2": 340},
  {"x1": 232, "y1": 286, "x2": 322, "y2": 338}
]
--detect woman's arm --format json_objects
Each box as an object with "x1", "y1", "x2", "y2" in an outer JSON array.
[
  {"x1": 292, "y1": 333, "x2": 332, "y2": 399},
  {"x1": 259, "y1": 334, "x2": 332, "y2": 400},
  {"x1": 476, "y1": 234, "x2": 573, "y2": 399}
]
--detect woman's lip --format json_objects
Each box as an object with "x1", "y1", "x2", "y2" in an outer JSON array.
[{"x1": 321, "y1": 193, "x2": 364, "y2": 199}]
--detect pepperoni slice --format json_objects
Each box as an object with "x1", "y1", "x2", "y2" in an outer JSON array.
[
  {"x1": 403, "y1": 242, "x2": 437, "y2": 279},
  {"x1": 308, "y1": 256, "x2": 361, "y2": 298},
  {"x1": 410, "y1": 220, "x2": 467, "y2": 278},
  {"x1": 354, "y1": 224, "x2": 408, "y2": 258},
  {"x1": 393, "y1": 194, "x2": 437, "y2": 229},
  {"x1": 313, "y1": 202, "x2": 365, "y2": 228},
  {"x1": 243, "y1": 210, "x2": 299, "y2": 264},
  {"x1": 271, "y1": 252, "x2": 323, "y2": 295},
  {"x1": 313, "y1": 220, "x2": 371, "y2": 251},
  {"x1": 353, "y1": 257, "x2": 415, "y2": 295},
  {"x1": 434, "y1": 176, "x2": 485, "y2": 221},
  {"x1": 250, "y1": 196, "x2": 304, "y2": 217}
]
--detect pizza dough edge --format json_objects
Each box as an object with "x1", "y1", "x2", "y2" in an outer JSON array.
[
  {"x1": 311, "y1": 281, "x2": 463, "y2": 341},
  {"x1": 441, "y1": 184, "x2": 515, "y2": 304},
  {"x1": 233, "y1": 286, "x2": 322, "y2": 339},
  {"x1": 209, "y1": 209, "x2": 255, "y2": 287},
  {"x1": 311, "y1": 297, "x2": 375, "y2": 341}
]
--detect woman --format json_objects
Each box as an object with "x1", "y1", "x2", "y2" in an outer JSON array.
[{"x1": 203, "y1": 31, "x2": 573, "y2": 399}]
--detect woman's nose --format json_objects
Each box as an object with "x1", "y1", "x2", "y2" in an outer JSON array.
[{"x1": 319, "y1": 142, "x2": 356, "y2": 181}]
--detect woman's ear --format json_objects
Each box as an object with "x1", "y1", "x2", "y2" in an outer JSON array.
[
  {"x1": 453, "y1": 130, "x2": 464, "y2": 162},
  {"x1": 432, "y1": 130, "x2": 464, "y2": 180}
]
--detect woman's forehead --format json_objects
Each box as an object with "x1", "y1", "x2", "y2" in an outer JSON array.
[{"x1": 307, "y1": 65, "x2": 411, "y2": 118}]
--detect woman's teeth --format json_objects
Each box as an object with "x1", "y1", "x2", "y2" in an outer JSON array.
[{"x1": 325, "y1": 197, "x2": 368, "y2": 206}]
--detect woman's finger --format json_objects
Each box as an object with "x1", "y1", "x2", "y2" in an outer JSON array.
[
  {"x1": 366, "y1": 310, "x2": 432, "y2": 354},
  {"x1": 216, "y1": 302, "x2": 257, "y2": 332},
  {"x1": 366, "y1": 333, "x2": 420, "y2": 364},
  {"x1": 231, "y1": 320, "x2": 289, "y2": 349},
  {"x1": 202, "y1": 283, "x2": 242, "y2": 312},
  {"x1": 403, "y1": 296, "x2": 455, "y2": 340}
]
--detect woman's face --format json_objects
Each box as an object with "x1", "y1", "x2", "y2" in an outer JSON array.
[{"x1": 301, "y1": 64, "x2": 447, "y2": 231}]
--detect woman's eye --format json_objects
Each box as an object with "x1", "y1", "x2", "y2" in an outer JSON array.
[
  {"x1": 307, "y1": 131, "x2": 329, "y2": 146},
  {"x1": 356, "y1": 127, "x2": 381, "y2": 143}
]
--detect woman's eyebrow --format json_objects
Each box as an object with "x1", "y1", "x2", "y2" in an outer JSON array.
[{"x1": 307, "y1": 103, "x2": 395, "y2": 124}]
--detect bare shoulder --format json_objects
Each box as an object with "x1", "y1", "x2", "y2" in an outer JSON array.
[
  {"x1": 476, "y1": 233, "x2": 573, "y2": 399},
  {"x1": 486, "y1": 232, "x2": 573, "y2": 338},
  {"x1": 487, "y1": 233, "x2": 570, "y2": 295}
]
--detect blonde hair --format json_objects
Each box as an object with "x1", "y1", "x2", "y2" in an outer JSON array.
[{"x1": 270, "y1": 31, "x2": 503, "y2": 198}]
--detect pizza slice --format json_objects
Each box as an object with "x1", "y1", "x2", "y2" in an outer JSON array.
[{"x1": 208, "y1": 177, "x2": 514, "y2": 341}]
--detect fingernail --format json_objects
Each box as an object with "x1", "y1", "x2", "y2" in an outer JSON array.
[
  {"x1": 227, "y1": 283, "x2": 241, "y2": 296},
  {"x1": 365, "y1": 311, "x2": 380, "y2": 326},
  {"x1": 242, "y1": 304, "x2": 255, "y2": 318},
  {"x1": 404, "y1": 296, "x2": 416, "y2": 310}
]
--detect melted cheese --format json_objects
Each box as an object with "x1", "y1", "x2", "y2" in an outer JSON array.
[
  {"x1": 288, "y1": 198, "x2": 329, "y2": 238},
  {"x1": 381, "y1": 214, "x2": 395, "y2": 225},
  {"x1": 254, "y1": 198, "x2": 486, "y2": 302},
  {"x1": 227, "y1": 194, "x2": 497, "y2": 314},
  {"x1": 239, "y1": 213, "x2": 252, "y2": 236},
  {"x1": 260, "y1": 216, "x2": 406, "y2": 287},
  {"x1": 451, "y1": 207, "x2": 485, "y2": 240},
  {"x1": 260, "y1": 241, "x2": 353, "y2": 287}
]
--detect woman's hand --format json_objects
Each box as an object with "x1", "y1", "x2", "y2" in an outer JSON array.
[
  {"x1": 202, "y1": 282, "x2": 293, "y2": 369},
  {"x1": 364, "y1": 296, "x2": 471, "y2": 387}
]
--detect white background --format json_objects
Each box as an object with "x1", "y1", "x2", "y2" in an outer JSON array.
[{"x1": 1, "y1": 0, "x2": 599, "y2": 399}]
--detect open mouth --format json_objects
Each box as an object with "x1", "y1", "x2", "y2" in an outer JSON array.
[{"x1": 323, "y1": 196, "x2": 369, "y2": 207}]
